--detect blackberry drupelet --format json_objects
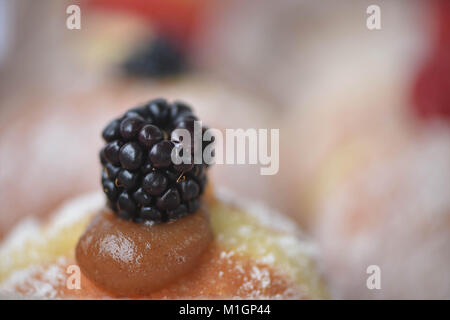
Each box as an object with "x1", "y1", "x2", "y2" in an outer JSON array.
[{"x1": 100, "y1": 99, "x2": 211, "y2": 223}]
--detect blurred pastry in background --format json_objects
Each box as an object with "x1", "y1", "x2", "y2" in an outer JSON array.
[{"x1": 284, "y1": 0, "x2": 450, "y2": 298}]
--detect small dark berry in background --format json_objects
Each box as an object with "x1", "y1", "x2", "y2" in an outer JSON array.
[{"x1": 122, "y1": 36, "x2": 187, "y2": 79}]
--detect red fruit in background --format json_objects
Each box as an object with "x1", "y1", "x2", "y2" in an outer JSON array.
[
  {"x1": 412, "y1": 52, "x2": 450, "y2": 121},
  {"x1": 411, "y1": 0, "x2": 450, "y2": 122},
  {"x1": 435, "y1": 0, "x2": 450, "y2": 50}
]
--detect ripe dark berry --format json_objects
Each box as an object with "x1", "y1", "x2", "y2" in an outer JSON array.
[
  {"x1": 118, "y1": 192, "x2": 137, "y2": 217},
  {"x1": 104, "y1": 163, "x2": 120, "y2": 180},
  {"x1": 101, "y1": 170, "x2": 108, "y2": 182},
  {"x1": 149, "y1": 140, "x2": 174, "y2": 168},
  {"x1": 170, "y1": 101, "x2": 192, "y2": 121},
  {"x1": 117, "y1": 169, "x2": 138, "y2": 190},
  {"x1": 100, "y1": 99, "x2": 211, "y2": 224},
  {"x1": 173, "y1": 161, "x2": 194, "y2": 173},
  {"x1": 100, "y1": 147, "x2": 107, "y2": 165},
  {"x1": 139, "y1": 206, "x2": 163, "y2": 223},
  {"x1": 174, "y1": 114, "x2": 198, "y2": 127},
  {"x1": 104, "y1": 141, "x2": 122, "y2": 165},
  {"x1": 188, "y1": 164, "x2": 205, "y2": 178},
  {"x1": 147, "y1": 99, "x2": 170, "y2": 125},
  {"x1": 187, "y1": 198, "x2": 200, "y2": 214},
  {"x1": 156, "y1": 187, "x2": 180, "y2": 211},
  {"x1": 175, "y1": 119, "x2": 196, "y2": 132},
  {"x1": 167, "y1": 204, "x2": 188, "y2": 220},
  {"x1": 133, "y1": 188, "x2": 152, "y2": 206},
  {"x1": 178, "y1": 179, "x2": 200, "y2": 201},
  {"x1": 102, "y1": 119, "x2": 121, "y2": 142},
  {"x1": 138, "y1": 124, "x2": 163, "y2": 148},
  {"x1": 119, "y1": 142, "x2": 143, "y2": 170},
  {"x1": 126, "y1": 105, "x2": 150, "y2": 119},
  {"x1": 102, "y1": 179, "x2": 119, "y2": 202},
  {"x1": 120, "y1": 117, "x2": 145, "y2": 140},
  {"x1": 142, "y1": 171, "x2": 168, "y2": 195},
  {"x1": 141, "y1": 161, "x2": 154, "y2": 174},
  {"x1": 164, "y1": 169, "x2": 179, "y2": 182}
]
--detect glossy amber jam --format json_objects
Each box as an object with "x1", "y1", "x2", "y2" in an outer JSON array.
[{"x1": 75, "y1": 208, "x2": 212, "y2": 296}]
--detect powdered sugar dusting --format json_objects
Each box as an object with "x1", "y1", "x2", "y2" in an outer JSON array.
[
  {"x1": 212, "y1": 188, "x2": 326, "y2": 298},
  {"x1": 0, "y1": 192, "x2": 104, "y2": 280},
  {"x1": 0, "y1": 258, "x2": 67, "y2": 299},
  {"x1": 215, "y1": 187, "x2": 320, "y2": 261}
]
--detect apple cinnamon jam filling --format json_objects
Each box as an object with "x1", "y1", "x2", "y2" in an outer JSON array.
[{"x1": 76, "y1": 207, "x2": 212, "y2": 296}]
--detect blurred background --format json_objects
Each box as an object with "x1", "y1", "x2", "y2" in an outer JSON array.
[{"x1": 0, "y1": 0, "x2": 449, "y2": 298}]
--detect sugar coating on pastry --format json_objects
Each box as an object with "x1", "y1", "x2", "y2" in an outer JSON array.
[{"x1": 0, "y1": 189, "x2": 327, "y2": 299}]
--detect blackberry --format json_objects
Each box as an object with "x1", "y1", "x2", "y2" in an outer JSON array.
[
  {"x1": 120, "y1": 117, "x2": 145, "y2": 140},
  {"x1": 102, "y1": 120, "x2": 121, "y2": 142},
  {"x1": 99, "y1": 99, "x2": 212, "y2": 223},
  {"x1": 104, "y1": 163, "x2": 120, "y2": 180},
  {"x1": 139, "y1": 207, "x2": 163, "y2": 223},
  {"x1": 104, "y1": 141, "x2": 122, "y2": 165},
  {"x1": 117, "y1": 169, "x2": 139, "y2": 190},
  {"x1": 178, "y1": 180, "x2": 200, "y2": 201},
  {"x1": 119, "y1": 142, "x2": 143, "y2": 170},
  {"x1": 156, "y1": 187, "x2": 181, "y2": 211},
  {"x1": 142, "y1": 171, "x2": 168, "y2": 196},
  {"x1": 167, "y1": 204, "x2": 188, "y2": 220},
  {"x1": 138, "y1": 124, "x2": 163, "y2": 148},
  {"x1": 122, "y1": 36, "x2": 187, "y2": 78},
  {"x1": 133, "y1": 188, "x2": 152, "y2": 207}
]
